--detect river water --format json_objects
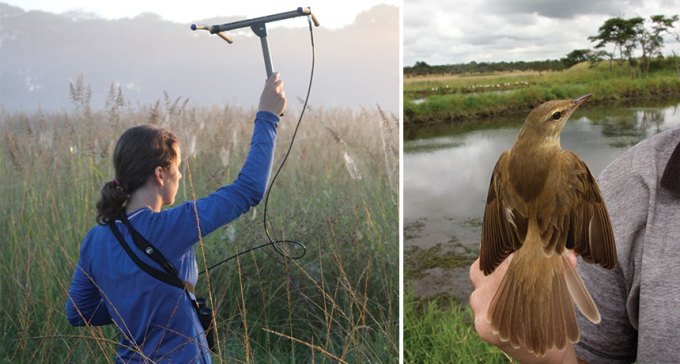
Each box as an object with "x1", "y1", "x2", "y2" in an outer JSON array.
[{"x1": 403, "y1": 98, "x2": 680, "y2": 300}]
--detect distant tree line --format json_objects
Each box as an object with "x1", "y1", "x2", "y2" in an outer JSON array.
[
  {"x1": 405, "y1": 14, "x2": 679, "y2": 77},
  {"x1": 404, "y1": 60, "x2": 565, "y2": 76}
]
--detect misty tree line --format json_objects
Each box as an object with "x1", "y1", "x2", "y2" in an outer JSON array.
[{"x1": 404, "y1": 14, "x2": 679, "y2": 76}]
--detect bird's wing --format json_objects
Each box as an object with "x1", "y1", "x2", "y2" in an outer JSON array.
[
  {"x1": 480, "y1": 152, "x2": 524, "y2": 275},
  {"x1": 563, "y1": 151, "x2": 617, "y2": 269}
]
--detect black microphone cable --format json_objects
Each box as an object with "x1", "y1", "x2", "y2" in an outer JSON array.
[{"x1": 199, "y1": 14, "x2": 315, "y2": 275}]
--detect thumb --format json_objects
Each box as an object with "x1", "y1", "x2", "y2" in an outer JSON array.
[{"x1": 566, "y1": 250, "x2": 577, "y2": 269}]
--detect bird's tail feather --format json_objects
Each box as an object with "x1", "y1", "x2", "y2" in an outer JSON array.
[
  {"x1": 488, "y1": 237, "x2": 580, "y2": 355},
  {"x1": 562, "y1": 254, "x2": 600, "y2": 323}
]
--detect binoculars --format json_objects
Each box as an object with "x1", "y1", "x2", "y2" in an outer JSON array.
[{"x1": 195, "y1": 297, "x2": 216, "y2": 352}]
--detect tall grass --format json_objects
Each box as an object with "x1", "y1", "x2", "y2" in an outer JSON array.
[
  {"x1": 0, "y1": 82, "x2": 399, "y2": 362},
  {"x1": 403, "y1": 290, "x2": 511, "y2": 363},
  {"x1": 404, "y1": 57, "x2": 680, "y2": 124}
]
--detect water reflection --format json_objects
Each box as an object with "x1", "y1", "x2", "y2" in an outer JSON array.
[
  {"x1": 590, "y1": 104, "x2": 680, "y2": 147},
  {"x1": 404, "y1": 99, "x2": 680, "y2": 250}
]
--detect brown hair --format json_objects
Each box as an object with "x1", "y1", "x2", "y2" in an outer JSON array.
[{"x1": 96, "y1": 124, "x2": 179, "y2": 224}]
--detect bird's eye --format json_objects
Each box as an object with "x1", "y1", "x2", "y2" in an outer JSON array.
[{"x1": 551, "y1": 111, "x2": 562, "y2": 120}]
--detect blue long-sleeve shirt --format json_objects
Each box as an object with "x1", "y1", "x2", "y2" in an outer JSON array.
[{"x1": 66, "y1": 111, "x2": 279, "y2": 363}]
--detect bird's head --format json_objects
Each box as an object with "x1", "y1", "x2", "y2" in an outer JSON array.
[{"x1": 519, "y1": 94, "x2": 592, "y2": 143}]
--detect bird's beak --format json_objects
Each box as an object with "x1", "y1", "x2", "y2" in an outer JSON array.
[
  {"x1": 556, "y1": 94, "x2": 592, "y2": 131},
  {"x1": 571, "y1": 94, "x2": 592, "y2": 110}
]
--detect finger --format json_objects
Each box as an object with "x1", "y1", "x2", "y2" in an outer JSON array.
[
  {"x1": 469, "y1": 258, "x2": 481, "y2": 287},
  {"x1": 566, "y1": 249, "x2": 577, "y2": 269},
  {"x1": 474, "y1": 313, "x2": 486, "y2": 336},
  {"x1": 469, "y1": 289, "x2": 479, "y2": 311},
  {"x1": 494, "y1": 253, "x2": 513, "y2": 277},
  {"x1": 469, "y1": 290, "x2": 486, "y2": 336},
  {"x1": 268, "y1": 77, "x2": 282, "y2": 90},
  {"x1": 274, "y1": 80, "x2": 285, "y2": 93},
  {"x1": 474, "y1": 313, "x2": 499, "y2": 345},
  {"x1": 264, "y1": 74, "x2": 278, "y2": 89}
]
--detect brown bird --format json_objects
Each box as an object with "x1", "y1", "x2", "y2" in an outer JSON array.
[{"x1": 479, "y1": 94, "x2": 617, "y2": 355}]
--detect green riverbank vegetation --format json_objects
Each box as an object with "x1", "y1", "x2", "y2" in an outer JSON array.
[
  {"x1": 0, "y1": 81, "x2": 398, "y2": 362},
  {"x1": 404, "y1": 58, "x2": 680, "y2": 125}
]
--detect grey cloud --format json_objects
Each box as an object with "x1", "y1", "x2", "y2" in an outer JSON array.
[
  {"x1": 404, "y1": 0, "x2": 680, "y2": 65},
  {"x1": 487, "y1": 0, "x2": 640, "y2": 19}
]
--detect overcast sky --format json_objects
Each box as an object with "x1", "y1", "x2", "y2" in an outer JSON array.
[
  {"x1": 2, "y1": 0, "x2": 399, "y2": 29},
  {"x1": 405, "y1": 0, "x2": 680, "y2": 65}
]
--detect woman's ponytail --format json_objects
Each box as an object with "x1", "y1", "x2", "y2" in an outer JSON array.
[{"x1": 96, "y1": 179, "x2": 130, "y2": 224}]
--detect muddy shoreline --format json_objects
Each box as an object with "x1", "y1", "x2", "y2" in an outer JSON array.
[{"x1": 404, "y1": 218, "x2": 480, "y2": 305}]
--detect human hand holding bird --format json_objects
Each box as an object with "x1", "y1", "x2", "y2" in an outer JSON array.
[{"x1": 470, "y1": 94, "x2": 617, "y2": 359}]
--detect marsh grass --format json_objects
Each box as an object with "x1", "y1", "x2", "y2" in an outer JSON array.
[
  {"x1": 403, "y1": 290, "x2": 511, "y2": 364},
  {"x1": 404, "y1": 58, "x2": 680, "y2": 124},
  {"x1": 0, "y1": 84, "x2": 399, "y2": 362}
]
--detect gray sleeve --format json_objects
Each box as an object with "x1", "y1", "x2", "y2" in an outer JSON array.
[
  {"x1": 574, "y1": 263, "x2": 637, "y2": 363},
  {"x1": 574, "y1": 146, "x2": 648, "y2": 364}
]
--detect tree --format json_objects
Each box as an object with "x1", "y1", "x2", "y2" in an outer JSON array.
[
  {"x1": 621, "y1": 16, "x2": 645, "y2": 66},
  {"x1": 650, "y1": 14, "x2": 679, "y2": 44},
  {"x1": 586, "y1": 50, "x2": 611, "y2": 68},
  {"x1": 642, "y1": 15, "x2": 678, "y2": 74},
  {"x1": 625, "y1": 15, "x2": 679, "y2": 76},
  {"x1": 588, "y1": 17, "x2": 638, "y2": 66},
  {"x1": 589, "y1": 15, "x2": 679, "y2": 75},
  {"x1": 561, "y1": 49, "x2": 591, "y2": 68},
  {"x1": 409, "y1": 61, "x2": 432, "y2": 76}
]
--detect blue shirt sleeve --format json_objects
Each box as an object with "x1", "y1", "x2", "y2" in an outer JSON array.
[
  {"x1": 194, "y1": 111, "x2": 280, "y2": 235},
  {"x1": 148, "y1": 111, "x2": 280, "y2": 259},
  {"x1": 66, "y1": 261, "x2": 113, "y2": 326}
]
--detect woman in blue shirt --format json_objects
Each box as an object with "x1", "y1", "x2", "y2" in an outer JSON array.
[{"x1": 66, "y1": 73, "x2": 286, "y2": 363}]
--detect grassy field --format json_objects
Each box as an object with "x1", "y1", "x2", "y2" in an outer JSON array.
[
  {"x1": 403, "y1": 290, "x2": 511, "y2": 364},
  {"x1": 404, "y1": 57, "x2": 680, "y2": 125},
  {"x1": 402, "y1": 244, "x2": 510, "y2": 362},
  {"x1": 0, "y1": 85, "x2": 399, "y2": 362}
]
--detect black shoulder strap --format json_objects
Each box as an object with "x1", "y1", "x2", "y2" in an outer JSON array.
[
  {"x1": 109, "y1": 218, "x2": 185, "y2": 291},
  {"x1": 119, "y1": 213, "x2": 179, "y2": 276}
]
